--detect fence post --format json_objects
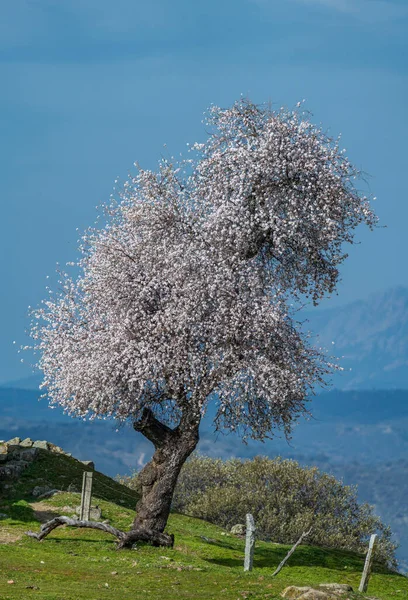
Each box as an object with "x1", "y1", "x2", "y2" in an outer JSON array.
[
  {"x1": 244, "y1": 513, "x2": 256, "y2": 572},
  {"x1": 359, "y1": 534, "x2": 378, "y2": 593},
  {"x1": 80, "y1": 471, "x2": 93, "y2": 521}
]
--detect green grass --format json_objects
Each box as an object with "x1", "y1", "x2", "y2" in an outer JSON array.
[
  {"x1": 3, "y1": 449, "x2": 139, "y2": 510},
  {"x1": 0, "y1": 452, "x2": 407, "y2": 600}
]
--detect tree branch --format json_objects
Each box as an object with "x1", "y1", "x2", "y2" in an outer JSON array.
[
  {"x1": 133, "y1": 407, "x2": 176, "y2": 448},
  {"x1": 25, "y1": 516, "x2": 174, "y2": 548},
  {"x1": 26, "y1": 516, "x2": 125, "y2": 542}
]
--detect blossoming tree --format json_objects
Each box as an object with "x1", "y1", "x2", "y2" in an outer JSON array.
[{"x1": 29, "y1": 99, "x2": 377, "y2": 548}]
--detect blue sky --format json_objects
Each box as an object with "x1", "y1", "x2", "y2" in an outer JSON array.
[{"x1": 1, "y1": 0, "x2": 407, "y2": 383}]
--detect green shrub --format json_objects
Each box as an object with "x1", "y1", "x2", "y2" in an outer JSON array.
[{"x1": 171, "y1": 455, "x2": 398, "y2": 569}]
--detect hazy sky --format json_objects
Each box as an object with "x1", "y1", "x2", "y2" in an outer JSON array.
[{"x1": 1, "y1": 0, "x2": 407, "y2": 383}]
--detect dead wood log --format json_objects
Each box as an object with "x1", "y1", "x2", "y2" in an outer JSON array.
[{"x1": 25, "y1": 516, "x2": 174, "y2": 548}]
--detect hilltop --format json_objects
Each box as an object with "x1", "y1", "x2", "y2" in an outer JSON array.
[{"x1": 0, "y1": 445, "x2": 407, "y2": 600}]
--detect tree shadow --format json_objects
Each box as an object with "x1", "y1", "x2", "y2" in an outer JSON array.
[
  {"x1": 202, "y1": 541, "x2": 393, "y2": 575},
  {"x1": 1, "y1": 502, "x2": 37, "y2": 522},
  {"x1": 196, "y1": 535, "x2": 239, "y2": 551}
]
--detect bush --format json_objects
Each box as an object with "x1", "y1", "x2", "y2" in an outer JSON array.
[{"x1": 170, "y1": 455, "x2": 398, "y2": 569}]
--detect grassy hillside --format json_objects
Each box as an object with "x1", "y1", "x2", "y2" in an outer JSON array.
[
  {"x1": 0, "y1": 447, "x2": 140, "y2": 509},
  {"x1": 0, "y1": 452, "x2": 407, "y2": 600}
]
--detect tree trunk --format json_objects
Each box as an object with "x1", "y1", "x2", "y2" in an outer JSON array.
[{"x1": 132, "y1": 407, "x2": 200, "y2": 535}]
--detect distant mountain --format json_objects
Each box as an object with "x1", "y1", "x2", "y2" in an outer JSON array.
[
  {"x1": 302, "y1": 285, "x2": 408, "y2": 390},
  {"x1": 1, "y1": 387, "x2": 407, "y2": 465}
]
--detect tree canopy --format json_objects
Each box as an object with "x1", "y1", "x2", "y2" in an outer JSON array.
[
  {"x1": 28, "y1": 99, "x2": 377, "y2": 544},
  {"x1": 31, "y1": 99, "x2": 377, "y2": 441}
]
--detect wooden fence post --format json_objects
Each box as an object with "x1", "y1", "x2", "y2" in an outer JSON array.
[
  {"x1": 80, "y1": 471, "x2": 93, "y2": 521},
  {"x1": 272, "y1": 527, "x2": 313, "y2": 577},
  {"x1": 359, "y1": 534, "x2": 378, "y2": 593},
  {"x1": 244, "y1": 513, "x2": 256, "y2": 572}
]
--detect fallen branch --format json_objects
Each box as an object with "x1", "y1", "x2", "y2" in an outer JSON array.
[
  {"x1": 272, "y1": 527, "x2": 313, "y2": 577},
  {"x1": 26, "y1": 516, "x2": 174, "y2": 548}
]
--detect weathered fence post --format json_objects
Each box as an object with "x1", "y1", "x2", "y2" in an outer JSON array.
[
  {"x1": 359, "y1": 534, "x2": 378, "y2": 593},
  {"x1": 80, "y1": 471, "x2": 93, "y2": 521},
  {"x1": 244, "y1": 513, "x2": 256, "y2": 572},
  {"x1": 272, "y1": 527, "x2": 313, "y2": 577}
]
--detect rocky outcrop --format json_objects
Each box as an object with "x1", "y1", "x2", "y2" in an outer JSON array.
[{"x1": 0, "y1": 437, "x2": 93, "y2": 493}]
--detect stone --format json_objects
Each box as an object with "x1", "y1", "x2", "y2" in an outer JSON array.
[
  {"x1": 298, "y1": 592, "x2": 339, "y2": 600},
  {"x1": 0, "y1": 453, "x2": 8, "y2": 463},
  {"x1": 48, "y1": 443, "x2": 64, "y2": 454},
  {"x1": 0, "y1": 462, "x2": 28, "y2": 479},
  {"x1": 282, "y1": 586, "x2": 316, "y2": 599},
  {"x1": 7, "y1": 437, "x2": 21, "y2": 446},
  {"x1": 20, "y1": 438, "x2": 34, "y2": 448},
  {"x1": 281, "y1": 586, "x2": 355, "y2": 600},
  {"x1": 19, "y1": 448, "x2": 39, "y2": 461},
  {"x1": 76, "y1": 505, "x2": 101, "y2": 520},
  {"x1": 81, "y1": 460, "x2": 95, "y2": 469},
  {"x1": 0, "y1": 443, "x2": 8, "y2": 454},
  {"x1": 231, "y1": 523, "x2": 246, "y2": 535},
  {"x1": 0, "y1": 513, "x2": 8, "y2": 519},
  {"x1": 319, "y1": 585, "x2": 353, "y2": 595},
  {"x1": 67, "y1": 483, "x2": 80, "y2": 493},
  {"x1": 33, "y1": 440, "x2": 49, "y2": 450},
  {"x1": 32, "y1": 485, "x2": 52, "y2": 497},
  {"x1": 36, "y1": 489, "x2": 60, "y2": 499}
]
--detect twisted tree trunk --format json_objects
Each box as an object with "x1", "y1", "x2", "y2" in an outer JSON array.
[
  {"x1": 27, "y1": 407, "x2": 200, "y2": 549},
  {"x1": 132, "y1": 407, "x2": 200, "y2": 538}
]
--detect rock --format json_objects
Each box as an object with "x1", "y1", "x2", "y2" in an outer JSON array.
[
  {"x1": 230, "y1": 523, "x2": 246, "y2": 535},
  {"x1": 33, "y1": 440, "x2": 49, "y2": 450},
  {"x1": 20, "y1": 438, "x2": 34, "y2": 448},
  {"x1": 0, "y1": 513, "x2": 8, "y2": 519},
  {"x1": 75, "y1": 505, "x2": 102, "y2": 520},
  {"x1": 0, "y1": 453, "x2": 8, "y2": 463},
  {"x1": 19, "y1": 448, "x2": 39, "y2": 461},
  {"x1": 48, "y1": 443, "x2": 65, "y2": 454},
  {"x1": 0, "y1": 443, "x2": 8, "y2": 454},
  {"x1": 81, "y1": 461, "x2": 95, "y2": 469},
  {"x1": 299, "y1": 592, "x2": 339, "y2": 600},
  {"x1": 67, "y1": 483, "x2": 80, "y2": 493},
  {"x1": 37, "y1": 489, "x2": 60, "y2": 500},
  {"x1": 32, "y1": 485, "x2": 52, "y2": 497},
  {"x1": 281, "y1": 586, "x2": 355, "y2": 600},
  {"x1": 7, "y1": 437, "x2": 21, "y2": 445},
  {"x1": 0, "y1": 462, "x2": 28, "y2": 479},
  {"x1": 319, "y1": 585, "x2": 353, "y2": 595}
]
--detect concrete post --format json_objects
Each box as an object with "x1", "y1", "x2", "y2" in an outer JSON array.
[
  {"x1": 359, "y1": 534, "x2": 378, "y2": 593},
  {"x1": 80, "y1": 471, "x2": 93, "y2": 521},
  {"x1": 244, "y1": 513, "x2": 256, "y2": 572}
]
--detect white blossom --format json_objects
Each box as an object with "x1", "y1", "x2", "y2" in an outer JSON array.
[{"x1": 29, "y1": 99, "x2": 377, "y2": 441}]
